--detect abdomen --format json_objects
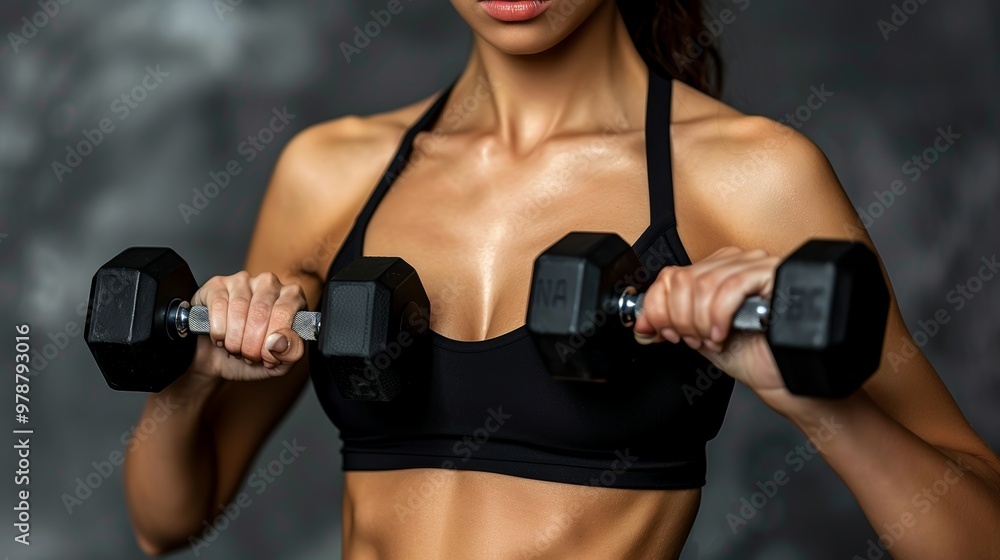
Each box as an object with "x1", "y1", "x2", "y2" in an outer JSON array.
[{"x1": 342, "y1": 469, "x2": 700, "y2": 560}]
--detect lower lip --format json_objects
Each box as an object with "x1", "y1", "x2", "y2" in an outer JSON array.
[{"x1": 480, "y1": 0, "x2": 552, "y2": 22}]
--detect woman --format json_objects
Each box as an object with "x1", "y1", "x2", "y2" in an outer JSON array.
[{"x1": 123, "y1": 0, "x2": 1000, "y2": 558}]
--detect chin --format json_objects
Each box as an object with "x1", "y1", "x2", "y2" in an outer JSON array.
[{"x1": 450, "y1": 0, "x2": 606, "y2": 55}]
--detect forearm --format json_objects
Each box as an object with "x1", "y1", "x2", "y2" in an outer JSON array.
[
  {"x1": 788, "y1": 391, "x2": 1000, "y2": 559},
  {"x1": 123, "y1": 370, "x2": 223, "y2": 553}
]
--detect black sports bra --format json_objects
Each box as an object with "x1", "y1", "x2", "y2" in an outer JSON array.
[{"x1": 308, "y1": 68, "x2": 734, "y2": 489}]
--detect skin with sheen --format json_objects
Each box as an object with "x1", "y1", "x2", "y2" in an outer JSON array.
[{"x1": 122, "y1": 0, "x2": 1000, "y2": 559}]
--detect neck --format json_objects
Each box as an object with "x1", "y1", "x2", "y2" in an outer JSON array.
[{"x1": 449, "y1": 0, "x2": 649, "y2": 151}]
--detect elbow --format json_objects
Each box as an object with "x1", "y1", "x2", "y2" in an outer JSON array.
[
  {"x1": 136, "y1": 533, "x2": 173, "y2": 557},
  {"x1": 134, "y1": 528, "x2": 199, "y2": 557}
]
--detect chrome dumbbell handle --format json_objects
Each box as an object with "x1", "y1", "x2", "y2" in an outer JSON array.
[
  {"x1": 167, "y1": 300, "x2": 321, "y2": 341},
  {"x1": 618, "y1": 288, "x2": 770, "y2": 331}
]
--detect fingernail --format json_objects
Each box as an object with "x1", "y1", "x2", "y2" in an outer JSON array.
[
  {"x1": 634, "y1": 331, "x2": 663, "y2": 345},
  {"x1": 710, "y1": 326, "x2": 722, "y2": 342},
  {"x1": 661, "y1": 328, "x2": 680, "y2": 343},
  {"x1": 266, "y1": 333, "x2": 290, "y2": 354},
  {"x1": 244, "y1": 358, "x2": 253, "y2": 365},
  {"x1": 216, "y1": 340, "x2": 224, "y2": 348}
]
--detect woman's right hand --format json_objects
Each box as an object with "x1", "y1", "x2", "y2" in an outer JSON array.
[{"x1": 185, "y1": 271, "x2": 308, "y2": 381}]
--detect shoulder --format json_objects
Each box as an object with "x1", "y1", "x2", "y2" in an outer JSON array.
[
  {"x1": 670, "y1": 80, "x2": 856, "y2": 257},
  {"x1": 670, "y1": 80, "x2": 834, "y2": 199},
  {"x1": 246, "y1": 93, "x2": 439, "y2": 280},
  {"x1": 270, "y1": 96, "x2": 437, "y2": 205}
]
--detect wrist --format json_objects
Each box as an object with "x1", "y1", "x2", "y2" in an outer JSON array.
[
  {"x1": 153, "y1": 369, "x2": 224, "y2": 411},
  {"x1": 782, "y1": 390, "x2": 876, "y2": 445}
]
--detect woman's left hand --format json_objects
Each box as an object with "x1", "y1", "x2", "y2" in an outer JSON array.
[{"x1": 632, "y1": 246, "x2": 801, "y2": 414}]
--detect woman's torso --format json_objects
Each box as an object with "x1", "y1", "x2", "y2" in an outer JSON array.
[{"x1": 302, "y1": 69, "x2": 748, "y2": 559}]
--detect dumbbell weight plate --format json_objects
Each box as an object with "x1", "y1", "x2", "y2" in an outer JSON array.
[{"x1": 85, "y1": 248, "x2": 199, "y2": 392}]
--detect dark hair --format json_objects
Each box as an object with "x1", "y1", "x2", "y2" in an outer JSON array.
[{"x1": 617, "y1": 0, "x2": 724, "y2": 98}]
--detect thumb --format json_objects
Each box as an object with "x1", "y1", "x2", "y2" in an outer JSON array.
[
  {"x1": 632, "y1": 307, "x2": 663, "y2": 345},
  {"x1": 262, "y1": 328, "x2": 305, "y2": 367}
]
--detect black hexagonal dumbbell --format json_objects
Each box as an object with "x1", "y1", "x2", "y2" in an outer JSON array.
[
  {"x1": 84, "y1": 248, "x2": 430, "y2": 401},
  {"x1": 526, "y1": 232, "x2": 890, "y2": 398}
]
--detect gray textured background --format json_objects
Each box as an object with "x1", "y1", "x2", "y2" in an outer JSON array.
[{"x1": 0, "y1": 0, "x2": 997, "y2": 558}]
